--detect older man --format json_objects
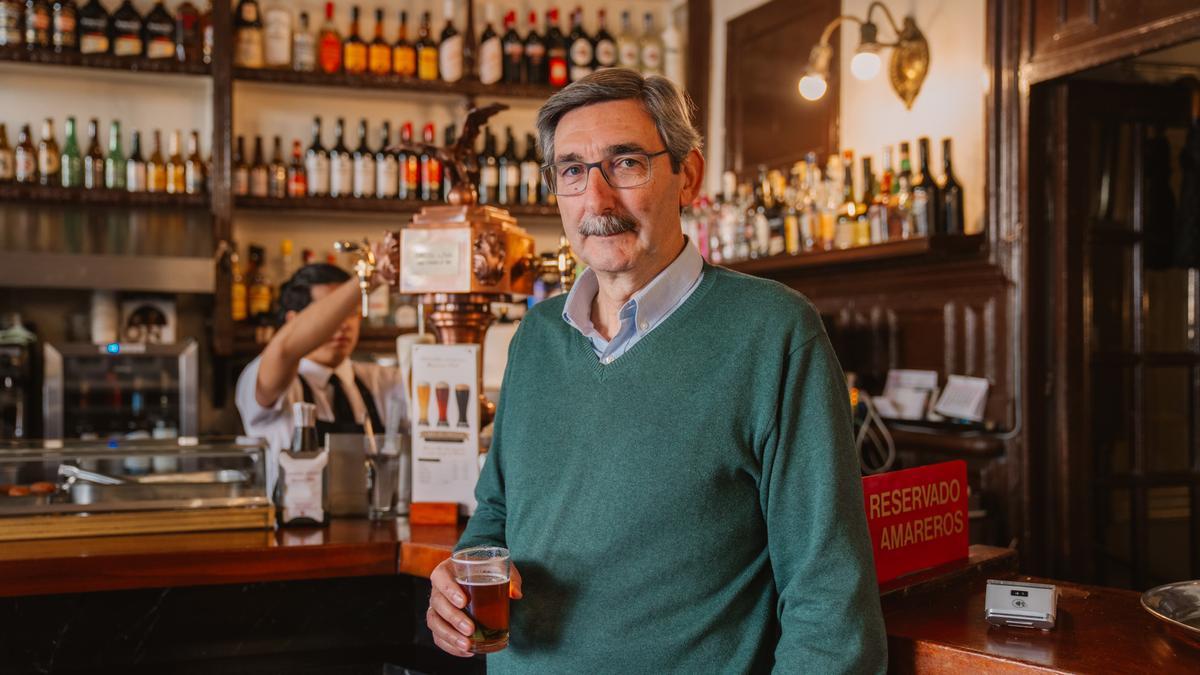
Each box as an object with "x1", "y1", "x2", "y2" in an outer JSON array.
[{"x1": 427, "y1": 68, "x2": 886, "y2": 673}]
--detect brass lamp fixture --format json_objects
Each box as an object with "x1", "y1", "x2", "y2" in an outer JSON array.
[{"x1": 798, "y1": 1, "x2": 930, "y2": 110}]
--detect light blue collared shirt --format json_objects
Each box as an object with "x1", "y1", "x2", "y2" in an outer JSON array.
[{"x1": 561, "y1": 238, "x2": 705, "y2": 364}]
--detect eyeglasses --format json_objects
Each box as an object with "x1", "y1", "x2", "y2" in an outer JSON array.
[{"x1": 540, "y1": 150, "x2": 670, "y2": 196}]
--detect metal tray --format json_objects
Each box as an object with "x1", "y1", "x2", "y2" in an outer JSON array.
[{"x1": 1142, "y1": 580, "x2": 1200, "y2": 648}]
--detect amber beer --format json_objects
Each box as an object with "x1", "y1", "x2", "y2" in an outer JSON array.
[
  {"x1": 462, "y1": 573, "x2": 510, "y2": 653},
  {"x1": 435, "y1": 381, "x2": 450, "y2": 427},
  {"x1": 451, "y1": 546, "x2": 511, "y2": 653},
  {"x1": 416, "y1": 381, "x2": 431, "y2": 426}
]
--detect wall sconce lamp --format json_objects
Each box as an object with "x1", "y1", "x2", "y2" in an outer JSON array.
[{"x1": 798, "y1": 1, "x2": 930, "y2": 109}]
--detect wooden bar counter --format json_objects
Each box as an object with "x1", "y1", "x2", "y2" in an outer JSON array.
[{"x1": 2, "y1": 523, "x2": 1199, "y2": 672}]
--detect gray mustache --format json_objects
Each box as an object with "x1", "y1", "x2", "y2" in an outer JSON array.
[{"x1": 579, "y1": 213, "x2": 638, "y2": 237}]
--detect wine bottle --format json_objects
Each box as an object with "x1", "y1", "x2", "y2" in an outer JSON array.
[
  {"x1": 305, "y1": 116, "x2": 329, "y2": 196},
  {"x1": 352, "y1": 118, "x2": 375, "y2": 198},
  {"x1": 329, "y1": 117, "x2": 352, "y2": 197}
]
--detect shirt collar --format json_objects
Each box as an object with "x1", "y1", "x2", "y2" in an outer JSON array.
[
  {"x1": 561, "y1": 237, "x2": 704, "y2": 337},
  {"x1": 298, "y1": 358, "x2": 355, "y2": 389}
]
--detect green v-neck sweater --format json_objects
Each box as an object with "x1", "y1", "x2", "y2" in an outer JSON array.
[{"x1": 458, "y1": 264, "x2": 887, "y2": 674}]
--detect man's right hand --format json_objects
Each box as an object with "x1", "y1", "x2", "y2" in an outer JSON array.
[{"x1": 427, "y1": 557, "x2": 523, "y2": 658}]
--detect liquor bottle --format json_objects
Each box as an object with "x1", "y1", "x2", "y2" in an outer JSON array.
[
  {"x1": 200, "y1": 1, "x2": 212, "y2": 64},
  {"x1": 593, "y1": 10, "x2": 616, "y2": 70},
  {"x1": 392, "y1": 10, "x2": 414, "y2": 77},
  {"x1": 415, "y1": 11, "x2": 437, "y2": 81},
  {"x1": 374, "y1": 120, "x2": 396, "y2": 199},
  {"x1": 249, "y1": 135, "x2": 268, "y2": 197},
  {"x1": 77, "y1": 0, "x2": 108, "y2": 54},
  {"x1": 352, "y1": 118, "x2": 374, "y2": 198},
  {"x1": 477, "y1": 3, "x2": 501, "y2": 86},
  {"x1": 442, "y1": 123, "x2": 456, "y2": 202},
  {"x1": 267, "y1": 135, "x2": 286, "y2": 198},
  {"x1": 329, "y1": 117, "x2": 352, "y2": 197},
  {"x1": 519, "y1": 132, "x2": 539, "y2": 205},
  {"x1": 0, "y1": 124, "x2": 11, "y2": 184},
  {"x1": 276, "y1": 401, "x2": 330, "y2": 527},
  {"x1": 318, "y1": 2, "x2": 340, "y2": 73},
  {"x1": 523, "y1": 10, "x2": 545, "y2": 85},
  {"x1": 234, "y1": 0, "x2": 264, "y2": 68},
  {"x1": 263, "y1": 2, "x2": 291, "y2": 68},
  {"x1": 14, "y1": 124, "x2": 36, "y2": 184},
  {"x1": 51, "y1": 0, "x2": 77, "y2": 53},
  {"x1": 247, "y1": 244, "x2": 271, "y2": 318},
  {"x1": 81, "y1": 118, "x2": 102, "y2": 189},
  {"x1": 185, "y1": 130, "x2": 205, "y2": 194},
  {"x1": 175, "y1": 1, "x2": 201, "y2": 63},
  {"x1": 500, "y1": 10, "x2": 522, "y2": 84},
  {"x1": 567, "y1": 7, "x2": 592, "y2": 83},
  {"x1": 545, "y1": 8, "x2": 567, "y2": 88},
  {"x1": 833, "y1": 151, "x2": 855, "y2": 250},
  {"x1": 231, "y1": 134, "x2": 248, "y2": 196},
  {"x1": 37, "y1": 118, "x2": 60, "y2": 186},
  {"x1": 230, "y1": 247, "x2": 247, "y2": 321},
  {"x1": 111, "y1": 0, "x2": 143, "y2": 56},
  {"x1": 0, "y1": 1, "x2": 20, "y2": 47},
  {"x1": 639, "y1": 12, "x2": 663, "y2": 76},
  {"x1": 855, "y1": 156, "x2": 874, "y2": 247},
  {"x1": 367, "y1": 7, "x2": 389, "y2": 74},
  {"x1": 419, "y1": 123, "x2": 440, "y2": 201},
  {"x1": 891, "y1": 141, "x2": 913, "y2": 239},
  {"x1": 292, "y1": 11, "x2": 314, "y2": 71},
  {"x1": 911, "y1": 137, "x2": 939, "y2": 237},
  {"x1": 662, "y1": 9, "x2": 682, "y2": 84},
  {"x1": 125, "y1": 129, "x2": 146, "y2": 191},
  {"x1": 478, "y1": 130, "x2": 497, "y2": 204},
  {"x1": 342, "y1": 5, "x2": 367, "y2": 74},
  {"x1": 146, "y1": 129, "x2": 167, "y2": 192},
  {"x1": 60, "y1": 116, "x2": 81, "y2": 188},
  {"x1": 104, "y1": 120, "x2": 125, "y2": 190},
  {"x1": 276, "y1": 238, "x2": 295, "y2": 284},
  {"x1": 939, "y1": 138, "x2": 964, "y2": 235},
  {"x1": 143, "y1": 1, "x2": 174, "y2": 59},
  {"x1": 871, "y1": 147, "x2": 892, "y2": 244},
  {"x1": 499, "y1": 127, "x2": 519, "y2": 205},
  {"x1": 783, "y1": 165, "x2": 801, "y2": 255},
  {"x1": 286, "y1": 139, "x2": 306, "y2": 197},
  {"x1": 438, "y1": 0, "x2": 461, "y2": 83},
  {"x1": 398, "y1": 121, "x2": 418, "y2": 199},
  {"x1": 305, "y1": 116, "x2": 329, "y2": 196},
  {"x1": 167, "y1": 128, "x2": 186, "y2": 192},
  {"x1": 616, "y1": 10, "x2": 638, "y2": 70},
  {"x1": 24, "y1": 0, "x2": 51, "y2": 49}
]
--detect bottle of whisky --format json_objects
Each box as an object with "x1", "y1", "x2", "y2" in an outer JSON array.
[
  {"x1": 146, "y1": 129, "x2": 167, "y2": 192},
  {"x1": 287, "y1": 139, "x2": 306, "y2": 197},
  {"x1": 14, "y1": 124, "x2": 36, "y2": 184},
  {"x1": 834, "y1": 151, "x2": 855, "y2": 250},
  {"x1": 267, "y1": 135, "x2": 286, "y2": 197},
  {"x1": 342, "y1": 5, "x2": 367, "y2": 74},
  {"x1": 82, "y1": 118, "x2": 104, "y2": 189},
  {"x1": 104, "y1": 120, "x2": 126, "y2": 190},
  {"x1": 317, "y1": 1, "x2": 340, "y2": 73},
  {"x1": 249, "y1": 134, "x2": 268, "y2": 197},
  {"x1": 911, "y1": 136, "x2": 940, "y2": 237},
  {"x1": 233, "y1": 0, "x2": 264, "y2": 68},
  {"x1": 375, "y1": 120, "x2": 396, "y2": 199},
  {"x1": 263, "y1": 2, "x2": 291, "y2": 68},
  {"x1": 247, "y1": 244, "x2": 271, "y2": 318},
  {"x1": 438, "y1": 0, "x2": 461, "y2": 83},
  {"x1": 166, "y1": 129, "x2": 185, "y2": 194},
  {"x1": 111, "y1": 0, "x2": 143, "y2": 57},
  {"x1": 230, "y1": 247, "x2": 247, "y2": 321},
  {"x1": 392, "y1": 10, "x2": 414, "y2": 77},
  {"x1": 231, "y1": 134, "x2": 248, "y2": 196},
  {"x1": 415, "y1": 11, "x2": 437, "y2": 81},
  {"x1": 305, "y1": 116, "x2": 329, "y2": 196},
  {"x1": 185, "y1": 130, "x2": 205, "y2": 194},
  {"x1": 939, "y1": 137, "x2": 964, "y2": 235},
  {"x1": 51, "y1": 0, "x2": 77, "y2": 53},
  {"x1": 368, "y1": 7, "x2": 390, "y2": 75},
  {"x1": 292, "y1": 10, "x2": 314, "y2": 71},
  {"x1": 329, "y1": 117, "x2": 352, "y2": 197},
  {"x1": 891, "y1": 141, "x2": 913, "y2": 239},
  {"x1": 24, "y1": 0, "x2": 51, "y2": 50},
  {"x1": 60, "y1": 116, "x2": 82, "y2": 188},
  {"x1": 352, "y1": 118, "x2": 374, "y2": 198},
  {"x1": 77, "y1": 0, "x2": 108, "y2": 54},
  {"x1": 143, "y1": 1, "x2": 175, "y2": 59},
  {"x1": 125, "y1": 130, "x2": 146, "y2": 192},
  {"x1": 37, "y1": 118, "x2": 60, "y2": 187},
  {"x1": 276, "y1": 401, "x2": 330, "y2": 527},
  {"x1": 175, "y1": 1, "x2": 201, "y2": 63}
]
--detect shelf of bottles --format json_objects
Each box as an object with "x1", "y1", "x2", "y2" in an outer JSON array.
[{"x1": 693, "y1": 137, "x2": 979, "y2": 275}]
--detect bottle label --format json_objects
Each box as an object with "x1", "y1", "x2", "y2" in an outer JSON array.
[
  {"x1": 404, "y1": 156, "x2": 419, "y2": 191},
  {"x1": 393, "y1": 46, "x2": 416, "y2": 76},
  {"x1": 330, "y1": 155, "x2": 352, "y2": 196},
  {"x1": 439, "y1": 34, "x2": 463, "y2": 82},
  {"x1": 319, "y1": 37, "x2": 341, "y2": 73},
  {"x1": 146, "y1": 38, "x2": 174, "y2": 59},
  {"x1": 504, "y1": 165, "x2": 519, "y2": 193},
  {"x1": 126, "y1": 162, "x2": 146, "y2": 192},
  {"x1": 376, "y1": 156, "x2": 398, "y2": 197},
  {"x1": 113, "y1": 35, "x2": 143, "y2": 57},
  {"x1": 520, "y1": 162, "x2": 538, "y2": 194},
  {"x1": 595, "y1": 39, "x2": 616, "y2": 67},
  {"x1": 15, "y1": 150, "x2": 35, "y2": 182},
  {"x1": 293, "y1": 35, "x2": 315, "y2": 71},
  {"x1": 38, "y1": 150, "x2": 59, "y2": 178},
  {"x1": 0, "y1": 7, "x2": 19, "y2": 46},
  {"x1": 306, "y1": 154, "x2": 329, "y2": 195},
  {"x1": 481, "y1": 165, "x2": 498, "y2": 189},
  {"x1": 479, "y1": 37, "x2": 502, "y2": 85},
  {"x1": 250, "y1": 169, "x2": 268, "y2": 197},
  {"x1": 0, "y1": 151, "x2": 14, "y2": 181},
  {"x1": 236, "y1": 30, "x2": 265, "y2": 68},
  {"x1": 249, "y1": 284, "x2": 271, "y2": 315},
  {"x1": 369, "y1": 45, "x2": 391, "y2": 74},
  {"x1": 231, "y1": 284, "x2": 247, "y2": 321},
  {"x1": 264, "y1": 11, "x2": 292, "y2": 67},
  {"x1": 418, "y1": 46, "x2": 438, "y2": 80},
  {"x1": 186, "y1": 163, "x2": 204, "y2": 194},
  {"x1": 53, "y1": 13, "x2": 76, "y2": 47},
  {"x1": 343, "y1": 43, "x2": 367, "y2": 73},
  {"x1": 570, "y1": 38, "x2": 593, "y2": 68},
  {"x1": 503, "y1": 40, "x2": 524, "y2": 67},
  {"x1": 525, "y1": 43, "x2": 545, "y2": 61},
  {"x1": 911, "y1": 191, "x2": 930, "y2": 236},
  {"x1": 618, "y1": 41, "x2": 639, "y2": 68},
  {"x1": 279, "y1": 451, "x2": 328, "y2": 524},
  {"x1": 288, "y1": 170, "x2": 306, "y2": 197},
  {"x1": 641, "y1": 45, "x2": 662, "y2": 72},
  {"x1": 80, "y1": 34, "x2": 109, "y2": 54},
  {"x1": 353, "y1": 154, "x2": 375, "y2": 197},
  {"x1": 549, "y1": 58, "x2": 567, "y2": 87},
  {"x1": 233, "y1": 167, "x2": 249, "y2": 196}
]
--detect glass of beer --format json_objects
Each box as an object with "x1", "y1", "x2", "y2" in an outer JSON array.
[
  {"x1": 434, "y1": 381, "x2": 450, "y2": 427},
  {"x1": 454, "y1": 383, "x2": 470, "y2": 427},
  {"x1": 450, "y1": 546, "x2": 510, "y2": 654},
  {"x1": 415, "y1": 381, "x2": 431, "y2": 426}
]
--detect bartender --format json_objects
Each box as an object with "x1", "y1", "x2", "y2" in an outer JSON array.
[{"x1": 235, "y1": 258, "x2": 405, "y2": 492}]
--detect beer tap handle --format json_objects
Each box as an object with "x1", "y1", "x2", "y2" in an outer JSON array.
[{"x1": 334, "y1": 238, "x2": 377, "y2": 318}]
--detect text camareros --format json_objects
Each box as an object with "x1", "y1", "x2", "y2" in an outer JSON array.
[{"x1": 868, "y1": 480, "x2": 965, "y2": 551}]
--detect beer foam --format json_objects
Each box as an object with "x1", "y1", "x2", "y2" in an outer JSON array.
[{"x1": 459, "y1": 573, "x2": 510, "y2": 586}]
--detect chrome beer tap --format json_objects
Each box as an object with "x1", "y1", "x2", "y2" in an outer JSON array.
[{"x1": 334, "y1": 238, "x2": 377, "y2": 318}]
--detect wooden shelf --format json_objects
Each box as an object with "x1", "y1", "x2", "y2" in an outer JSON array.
[
  {"x1": 234, "y1": 194, "x2": 560, "y2": 219},
  {"x1": 231, "y1": 324, "x2": 415, "y2": 357},
  {"x1": 234, "y1": 67, "x2": 559, "y2": 100},
  {"x1": 0, "y1": 183, "x2": 209, "y2": 209},
  {"x1": 887, "y1": 425, "x2": 1007, "y2": 459},
  {"x1": 724, "y1": 234, "x2": 985, "y2": 277},
  {"x1": 0, "y1": 46, "x2": 210, "y2": 76},
  {"x1": 0, "y1": 251, "x2": 214, "y2": 293}
]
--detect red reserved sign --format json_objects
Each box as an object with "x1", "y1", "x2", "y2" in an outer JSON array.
[{"x1": 862, "y1": 460, "x2": 969, "y2": 584}]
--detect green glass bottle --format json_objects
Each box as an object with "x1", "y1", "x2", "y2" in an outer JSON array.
[
  {"x1": 60, "y1": 116, "x2": 83, "y2": 188},
  {"x1": 105, "y1": 120, "x2": 126, "y2": 190}
]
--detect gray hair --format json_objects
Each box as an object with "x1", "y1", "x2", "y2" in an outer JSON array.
[{"x1": 535, "y1": 68, "x2": 703, "y2": 173}]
